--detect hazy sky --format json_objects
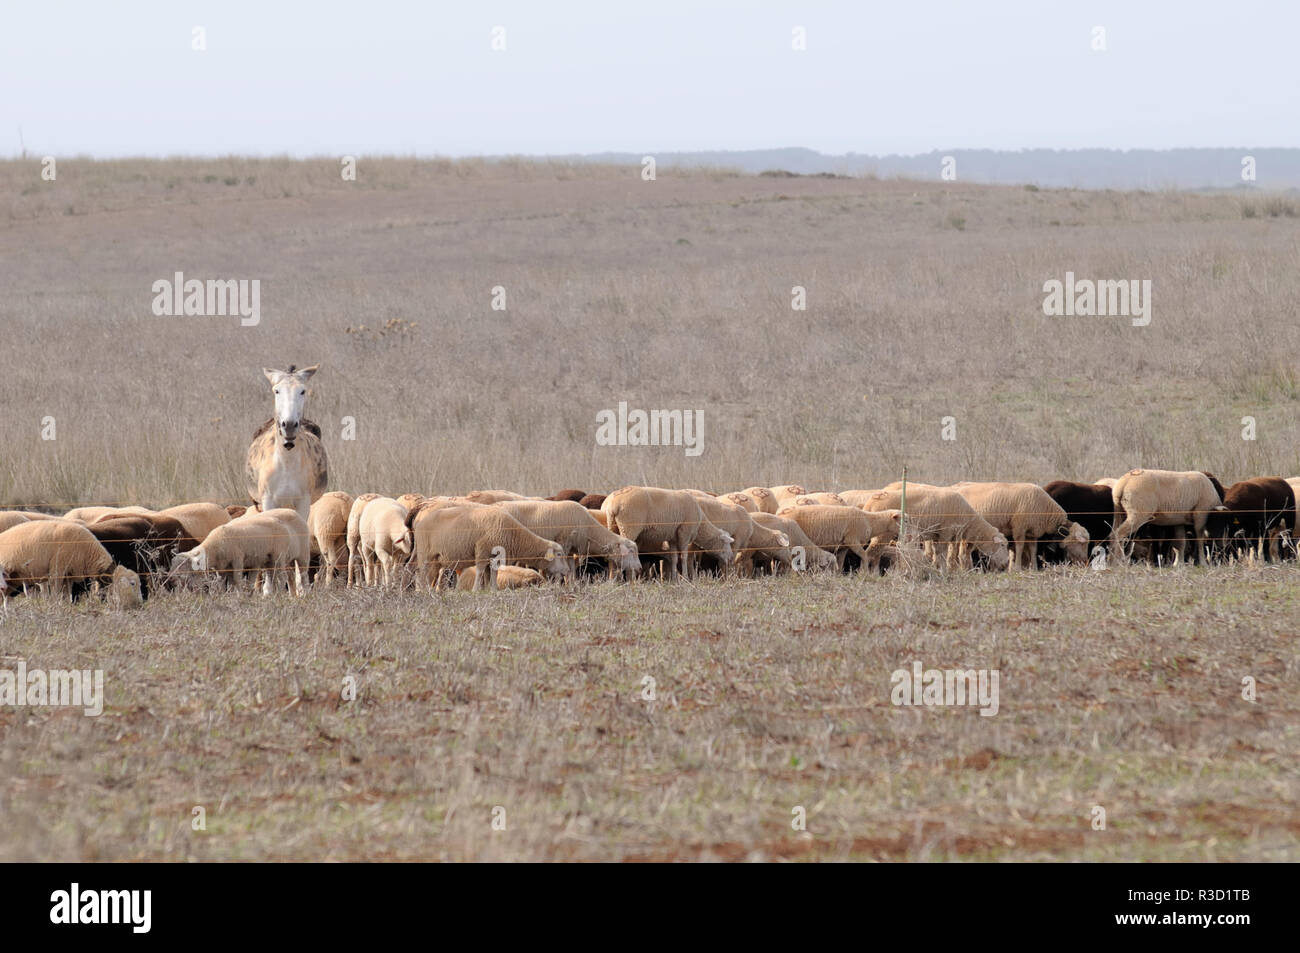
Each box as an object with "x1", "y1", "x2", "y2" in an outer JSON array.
[{"x1": 3, "y1": 1, "x2": 1296, "y2": 158}]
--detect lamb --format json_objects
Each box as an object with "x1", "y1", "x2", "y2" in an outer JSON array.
[
  {"x1": 864, "y1": 487, "x2": 1010, "y2": 571},
  {"x1": 952, "y1": 482, "x2": 1089, "y2": 568},
  {"x1": 155, "y1": 503, "x2": 231, "y2": 543},
  {"x1": 308, "y1": 490, "x2": 354, "y2": 586},
  {"x1": 169, "y1": 511, "x2": 303, "y2": 595},
  {"x1": 359, "y1": 498, "x2": 412, "y2": 588},
  {"x1": 1110, "y1": 469, "x2": 1226, "y2": 565},
  {"x1": 495, "y1": 499, "x2": 640, "y2": 580},
  {"x1": 456, "y1": 565, "x2": 545, "y2": 591},
  {"x1": 601, "y1": 487, "x2": 733, "y2": 580},
  {"x1": 0, "y1": 520, "x2": 143, "y2": 607},
  {"x1": 412, "y1": 504, "x2": 572, "y2": 591},
  {"x1": 345, "y1": 493, "x2": 382, "y2": 587},
  {"x1": 776, "y1": 503, "x2": 900, "y2": 573},
  {"x1": 749, "y1": 512, "x2": 839, "y2": 572},
  {"x1": 86, "y1": 514, "x2": 198, "y2": 598}
]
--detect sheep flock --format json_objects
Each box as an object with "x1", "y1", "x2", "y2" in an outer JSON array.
[{"x1": 2, "y1": 468, "x2": 1299, "y2": 607}]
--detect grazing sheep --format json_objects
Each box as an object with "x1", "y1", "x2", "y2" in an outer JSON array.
[
  {"x1": 768, "y1": 485, "x2": 809, "y2": 509},
  {"x1": 169, "y1": 511, "x2": 302, "y2": 595},
  {"x1": 578, "y1": 493, "x2": 607, "y2": 510},
  {"x1": 952, "y1": 482, "x2": 1089, "y2": 568},
  {"x1": 546, "y1": 489, "x2": 588, "y2": 503},
  {"x1": 0, "y1": 512, "x2": 33, "y2": 534},
  {"x1": 601, "y1": 487, "x2": 733, "y2": 580},
  {"x1": 0, "y1": 520, "x2": 143, "y2": 607},
  {"x1": 412, "y1": 504, "x2": 572, "y2": 591},
  {"x1": 776, "y1": 503, "x2": 899, "y2": 573},
  {"x1": 722, "y1": 492, "x2": 759, "y2": 512},
  {"x1": 86, "y1": 514, "x2": 198, "y2": 598},
  {"x1": 1205, "y1": 477, "x2": 1297, "y2": 562},
  {"x1": 345, "y1": 493, "x2": 382, "y2": 587},
  {"x1": 495, "y1": 499, "x2": 640, "y2": 580},
  {"x1": 462, "y1": 489, "x2": 528, "y2": 505},
  {"x1": 156, "y1": 503, "x2": 231, "y2": 543},
  {"x1": 359, "y1": 498, "x2": 412, "y2": 588},
  {"x1": 308, "y1": 491, "x2": 354, "y2": 587},
  {"x1": 688, "y1": 491, "x2": 792, "y2": 576},
  {"x1": 64, "y1": 505, "x2": 154, "y2": 523},
  {"x1": 750, "y1": 512, "x2": 839, "y2": 572},
  {"x1": 739, "y1": 487, "x2": 780, "y2": 514},
  {"x1": 1110, "y1": 469, "x2": 1226, "y2": 565},
  {"x1": 1042, "y1": 481, "x2": 1116, "y2": 561},
  {"x1": 456, "y1": 565, "x2": 545, "y2": 591},
  {"x1": 865, "y1": 487, "x2": 1010, "y2": 572}
]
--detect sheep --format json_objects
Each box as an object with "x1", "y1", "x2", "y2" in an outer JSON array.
[
  {"x1": 739, "y1": 487, "x2": 780, "y2": 514},
  {"x1": 308, "y1": 490, "x2": 354, "y2": 587},
  {"x1": 156, "y1": 503, "x2": 231, "y2": 543},
  {"x1": 1110, "y1": 469, "x2": 1226, "y2": 565},
  {"x1": 776, "y1": 503, "x2": 900, "y2": 573},
  {"x1": 864, "y1": 487, "x2": 1010, "y2": 572},
  {"x1": 722, "y1": 492, "x2": 759, "y2": 512},
  {"x1": 86, "y1": 514, "x2": 198, "y2": 598},
  {"x1": 461, "y1": 489, "x2": 528, "y2": 505},
  {"x1": 168, "y1": 512, "x2": 302, "y2": 595},
  {"x1": 1042, "y1": 481, "x2": 1116, "y2": 561},
  {"x1": 412, "y1": 504, "x2": 573, "y2": 591},
  {"x1": 0, "y1": 520, "x2": 143, "y2": 607},
  {"x1": 345, "y1": 493, "x2": 382, "y2": 587},
  {"x1": 494, "y1": 499, "x2": 640, "y2": 580},
  {"x1": 789, "y1": 492, "x2": 848, "y2": 507},
  {"x1": 687, "y1": 491, "x2": 792, "y2": 576},
  {"x1": 242, "y1": 507, "x2": 311, "y2": 593},
  {"x1": 64, "y1": 505, "x2": 155, "y2": 523},
  {"x1": 837, "y1": 489, "x2": 887, "y2": 508},
  {"x1": 952, "y1": 482, "x2": 1089, "y2": 568},
  {"x1": 395, "y1": 493, "x2": 426, "y2": 513},
  {"x1": 768, "y1": 485, "x2": 809, "y2": 510},
  {"x1": 359, "y1": 498, "x2": 412, "y2": 588},
  {"x1": 0, "y1": 512, "x2": 32, "y2": 534},
  {"x1": 456, "y1": 565, "x2": 545, "y2": 591},
  {"x1": 750, "y1": 512, "x2": 839, "y2": 572},
  {"x1": 601, "y1": 487, "x2": 733, "y2": 580},
  {"x1": 1205, "y1": 477, "x2": 1297, "y2": 562},
  {"x1": 546, "y1": 489, "x2": 588, "y2": 503},
  {"x1": 578, "y1": 493, "x2": 607, "y2": 511}
]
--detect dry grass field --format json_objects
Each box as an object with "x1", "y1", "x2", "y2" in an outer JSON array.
[{"x1": 1, "y1": 158, "x2": 1298, "y2": 861}]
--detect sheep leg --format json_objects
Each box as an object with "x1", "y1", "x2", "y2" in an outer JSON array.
[{"x1": 1110, "y1": 511, "x2": 1149, "y2": 561}]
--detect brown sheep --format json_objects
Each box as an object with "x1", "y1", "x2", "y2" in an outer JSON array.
[
  {"x1": 546, "y1": 489, "x2": 588, "y2": 503},
  {"x1": 578, "y1": 493, "x2": 607, "y2": 510}
]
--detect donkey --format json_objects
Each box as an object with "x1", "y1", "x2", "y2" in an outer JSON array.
[{"x1": 244, "y1": 365, "x2": 329, "y2": 521}]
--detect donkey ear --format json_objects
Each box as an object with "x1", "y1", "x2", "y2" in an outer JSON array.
[
  {"x1": 263, "y1": 368, "x2": 284, "y2": 385},
  {"x1": 296, "y1": 364, "x2": 319, "y2": 381}
]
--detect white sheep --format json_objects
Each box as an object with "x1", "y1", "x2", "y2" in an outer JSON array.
[
  {"x1": 0, "y1": 520, "x2": 143, "y2": 607},
  {"x1": 359, "y1": 498, "x2": 411, "y2": 588}
]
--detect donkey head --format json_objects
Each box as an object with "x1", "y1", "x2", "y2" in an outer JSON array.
[{"x1": 262, "y1": 364, "x2": 319, "y2": 448}]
